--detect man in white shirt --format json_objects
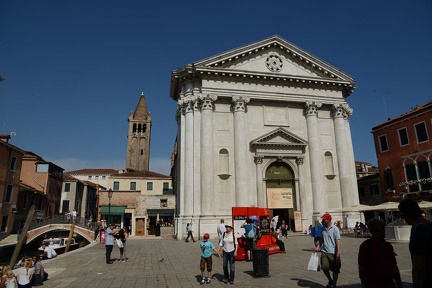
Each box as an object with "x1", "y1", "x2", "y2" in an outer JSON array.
[
  {"x1": 41, "y1": 243, "x2": 56, "y2": 259},
  {"x1": 217, "y1": 219, "x2": 226, "y2": 243}
]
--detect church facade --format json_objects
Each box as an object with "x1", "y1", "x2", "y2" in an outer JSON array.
[{"x1": 170, "y1": 36, "x2": 360, "y2": 238}]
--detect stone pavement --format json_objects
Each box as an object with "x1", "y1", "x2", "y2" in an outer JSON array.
[{"x1": 40, "y1": 233, "x2": 413, "y2": 288}]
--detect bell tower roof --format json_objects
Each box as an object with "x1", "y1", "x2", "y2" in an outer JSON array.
[{"x1": 132, "y1": 92, "x2": 150, "y2": 120}]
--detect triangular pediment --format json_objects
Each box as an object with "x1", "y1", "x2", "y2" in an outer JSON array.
[
  {"x1": 250, "y1": 128, "x2": 308, "y2": 149},
  {"x1": 193, "y1": 35, "x2": 354, "y2": 82}
]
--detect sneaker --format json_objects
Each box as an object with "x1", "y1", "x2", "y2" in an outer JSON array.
[
  {"x1": 206, "y1": 278, "x2": 211, "y2": 284},
  {"x1": 223, "y1": 279, "x2": 228, "y2": 284},
  {"x1": 200, "y1": 279, "x2": 205, "y2": 285}
]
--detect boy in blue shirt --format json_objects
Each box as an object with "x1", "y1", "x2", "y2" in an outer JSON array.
[{"x1": 200, "y1": 233, "x2": 220, "y2": 284}]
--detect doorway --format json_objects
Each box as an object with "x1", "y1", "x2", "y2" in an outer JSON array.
[{"x1": 135, "y1": 218, "x2": 145, "y2": 236}]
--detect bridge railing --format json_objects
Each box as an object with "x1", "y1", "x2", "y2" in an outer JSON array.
[{"x1": 29, "y1": 215, "x2": 98, "y2": 231}]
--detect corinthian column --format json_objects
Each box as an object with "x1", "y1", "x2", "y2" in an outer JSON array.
[
  {"x1": 200, "y1": 94, "x2": 217, "y2": 215},
  {"x1": 332, "y1": 104, "x2": 358, "y2": 208},
  {"x1": 304, "y1": 101, "x2": 326, "y2": 215},
  {"x1": 232, "y1": 96, "x2": 250, "y2": 206},
  {"x1": 183, "y1": 98, "x2": 195, "y2": 217}
]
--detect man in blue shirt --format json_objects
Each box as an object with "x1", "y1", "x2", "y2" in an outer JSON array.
[
  {"x1": 105, "y1": 223, "x2": 116, "y2": 264},
  {"x1": 199, "y1": 233, "x2": 220, "y2": 284},
  {"x1": 314, "y1": 213, "x2": 341, "y2": 288}
]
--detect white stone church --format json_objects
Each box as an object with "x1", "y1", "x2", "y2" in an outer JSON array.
[{"x1": 169, "y1": 35, "x2": 360, "y2": 239}]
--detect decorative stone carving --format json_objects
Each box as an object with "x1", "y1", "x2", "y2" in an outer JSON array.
[
  {"x1": 332, "y1": 103, "x2": 353, "y2": 120},
  {"x1": 199, "y1": 94, "x2": 218, "y2": 111},
  {"x1": 254, "y1": 156, "x2": 263, "y2": 164},
  {"x1": 296, "y1": 157, "x2": 304, "y2": 165},
  {"x1": 266, "y1": 53, "x2": 283, "y2": 72},
  {"x1": 232, "y1": 96, "x2": 250, "y2": 112},
  {"x1": 304, "y1": 101, "x2": 322, "y2": 117}
]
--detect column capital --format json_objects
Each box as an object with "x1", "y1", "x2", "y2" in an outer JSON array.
[
  {"x1": 296, "y1": 156, "x2": 304, "y2": 165},
  {"x1": 199, "y1": 94, "x2": 218, "y2": 111},
  {"x1": 232, "y1": 96, "x2": 250, "y2": 112},
  {"x1": 304, "y1": 101, "x2": 322, "y2": 117},
  {"x1": 332, "y1": 103, "x2": 353, "y2": 119},
  {"x1": 179, "y1": 96, "x2": 197, "y2": 114},
  {"x1": 254, "y1": 156, "x2": 264, "y2": 164}
]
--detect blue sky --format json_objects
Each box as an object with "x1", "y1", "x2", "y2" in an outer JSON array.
[{"x1": 1, "y1": 0, "x2": 431, "y2": 175}]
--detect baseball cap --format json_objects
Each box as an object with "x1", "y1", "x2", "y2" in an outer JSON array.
[
  {"x1": 321, "y1": 213, "x2": 332, "y2": 220},
  {"x1": 203, "y1": 233, "x2": 210, "y2": 239}
]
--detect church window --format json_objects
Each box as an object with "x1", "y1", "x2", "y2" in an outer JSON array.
[
  {"x1": 324, "y1": 151, "x2": 335, "y2": 176},
  {"x1": 141, "y1": 149, "x2": 143, "y2": 155},
  {"x1": 143, "y1": 124, "x2": 146, "y2": 132},
  {"x1": 218, "y1": 149, "x2": 230, "y2": 175},
  {"x1": 133, "y1": 124, "x2": 137, "y2": 133},
  {"x1": 138, "y1": 124, "x2": 142, "y2": 133}
]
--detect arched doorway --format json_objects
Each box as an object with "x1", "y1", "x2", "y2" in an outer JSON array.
[{"x1": 265, "y1": 161, "x2": 296, "y2": 231}]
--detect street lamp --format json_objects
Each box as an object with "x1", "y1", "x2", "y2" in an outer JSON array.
[{"x1": 107, "y1": 189, "x2": 113, "y2": 225}]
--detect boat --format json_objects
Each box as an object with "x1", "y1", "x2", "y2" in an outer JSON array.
[{"x1": 38, "y1": 237, "x2": 80, "y2": 255}]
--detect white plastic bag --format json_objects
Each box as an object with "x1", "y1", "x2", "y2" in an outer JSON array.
[
  {"x1": 116, "y1": 239, "x2": 124, "y2": 248},
  {"x1": 307, "y1": 252, "x2": 319, "y2": 271}
]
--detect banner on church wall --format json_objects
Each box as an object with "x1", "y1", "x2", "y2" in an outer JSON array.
[
  {"x1": 266, "y1": 188, "x2": 293, "y2": 209},
  {"x1": 294, "y1": 211, "x2": 302, "y2": 232}
]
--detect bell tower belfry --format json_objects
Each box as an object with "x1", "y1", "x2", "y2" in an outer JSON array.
[{"x1": 126, "y1": 92, "x2": 151, "y2": 171}]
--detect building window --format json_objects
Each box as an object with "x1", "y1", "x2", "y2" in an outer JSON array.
[
  {"x1": 36, "y1": 163, "x2": 49, "y2": 172},
  {"x1": 102, "y1": 176, "x2": 106, "y2": 180},
  {"x1": 62, "y1": 200, "x2": 69, "y2": 213},
  {"x1": 163, "y1": 182, "x2": 169, "y2": 190},
  {"x1": 161, "y1": 199, "x2": 168, "y2": 207},
  {"x1": 147, "y1": 182, "x2": 153, "y2": 191},
  {"x1": 405, "y1": 163, "x2": 419, "y2": 192},
  {"x1": 64, "y1": 183, "x2": 71, "y2": 192},
  {"x1": 95, "y1": 176, "x2": 99, "y2": 180},
  {"x1": 378, "y1": 135, "x2": 389, "y2": 152},
  {"x1": 384, "y1": 168, "x2": 394, "y2": 191},
  {"x1": 130, "y1": 182, "x2": 136, "y2": 190},
  {"x1": 398, "y1": 128, "x2": 409, "y2": 146},
  {"x1": 88, "y1": 176, "x2": 92, "y2": 180},
  {"x1": 113, "y1": 182, "x2": 120, "y2": 191},
  {"x1": 5, "y1": 185, "x2": 12, "y2": 202},
  {"x1": 10, "y1": 157, "x2": 17, "y2": 171},
  {"x1": 418, "y1": 161, "x2": 432, "y2": 190},
  {"x1": 358, "y1": 186, "x2": 365, "y2": 198},
  {"x1": 370, "y1": 184, "x2": 380, "y2": 196},
  {"x1": 38, "y1": 198, "x2": 43, "y2": 210},
  {"x1": 415, "y1": 122, "x2": 429, "y2": 143}
]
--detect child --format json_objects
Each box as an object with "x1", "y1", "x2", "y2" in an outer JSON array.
[
  {"x1": 199, "y1": 233, "x2": 220, "y2": 284},
  {"x1": 4, "y1": 268, "x2": 18, "y2": 288}
]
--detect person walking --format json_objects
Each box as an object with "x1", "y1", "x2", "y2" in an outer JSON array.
[
  {"x1": 199, "y1": 233, "x2": 220, "y2": 284},
  {"x1": 185, "y1": 223, "x2": 196, "y2": 242},
  {"x1": 105, "y1": 223, "x2": 117, "y2": 264},
  {"x1": 358, "y1": 219, "x2": 403, "y2": 288},
  {"x1": 314, "y1": 213, "x2": 341, "y2": 288},
  {"x1": 398, "y1": 198, "x2": 432, "y2": 288},
  {"x1": 280, "y1": 220, "x2": 288, "y2": 240},
  {"x1": 217, "y1": 224, "x2": 238, "y2": 284},
  {"x1": 217, "y1": 219, "x2": 226, "y2": 243}
]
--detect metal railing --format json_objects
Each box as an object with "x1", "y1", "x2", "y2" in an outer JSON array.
[{"x1": 28, "y1": 215, "x2": 98, "y2": 231}]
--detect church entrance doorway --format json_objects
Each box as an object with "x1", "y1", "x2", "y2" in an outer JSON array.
[{"x1": 265, "y1": 161, "x2": 296, "y2": 231}]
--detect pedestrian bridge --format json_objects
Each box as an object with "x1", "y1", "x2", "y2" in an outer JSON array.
[{"x1": 25, "y1": 216, "x2": 98, "y2": 244}]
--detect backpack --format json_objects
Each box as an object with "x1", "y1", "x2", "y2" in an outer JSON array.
[{"x1": 246, "y1": 225, "x2": 256, "y2": 239}]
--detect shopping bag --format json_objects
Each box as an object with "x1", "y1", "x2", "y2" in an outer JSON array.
[
  {"x1": 307, "y1": 252, "x2": 319, "y2": 271},
  {"x1": 116, "y1": 239, "x2": 124, "y2": 248}
]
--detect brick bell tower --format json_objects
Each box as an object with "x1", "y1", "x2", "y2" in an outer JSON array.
[{"x1": 126, "y1": 92, "x2": 151, "y2": 171}]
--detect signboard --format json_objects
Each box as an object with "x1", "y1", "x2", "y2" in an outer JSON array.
[{"x1": 267, "y1": 188, "x2": 293, "y2": 208}]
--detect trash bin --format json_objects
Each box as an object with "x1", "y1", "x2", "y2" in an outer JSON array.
[{"x1": 252, "y1": 248, "x2": 269, "y2": 277}]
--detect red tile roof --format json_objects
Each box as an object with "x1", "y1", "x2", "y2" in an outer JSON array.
[
  {"x1": 113, "y1": 170, "x2": 171, "y2": 179},
  {"x1": 67, "y1": 168, "x2": 119, "y2": 175}
]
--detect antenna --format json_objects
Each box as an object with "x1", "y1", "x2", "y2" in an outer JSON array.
[{"x1": 381, "y1": 91, "x2": 391, "y2": 120}]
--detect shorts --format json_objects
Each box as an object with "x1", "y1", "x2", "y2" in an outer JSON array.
[
  {"x1": 200, "y1": 256, "x2": 213, "y2": 272},
  {"x1": 320, "y1": 252, "x2": 341, "y2": 273},
  {"x1": 245, "y1": 238, "x2": 254, "y2": 250}
]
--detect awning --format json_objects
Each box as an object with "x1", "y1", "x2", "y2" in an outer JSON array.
[
  {"x1": 147, "y1": 209, "x2": 175, "y2": 216},
  {"x1": 100, "y1": 206, "x2": 126, "y2": 215}
]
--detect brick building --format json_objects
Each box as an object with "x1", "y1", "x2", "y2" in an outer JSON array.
[{"x1": 372, "y1": 101, "x2": 432, "y2": 202}]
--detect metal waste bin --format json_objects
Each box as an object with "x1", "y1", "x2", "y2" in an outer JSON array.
[{"x1": 252, "y1": 248, "x2": 269, "y2": 277}]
